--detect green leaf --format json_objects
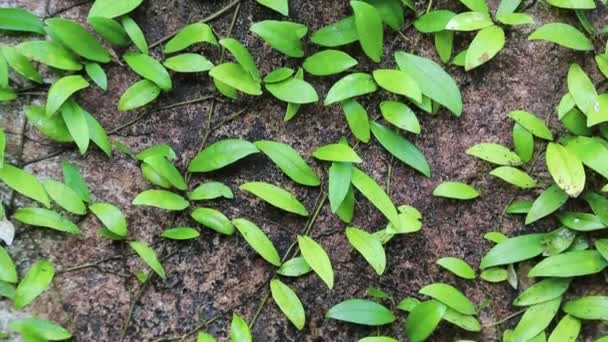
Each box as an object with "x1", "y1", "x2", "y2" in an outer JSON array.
[
  {"x1": 136, "y1": 144, "x2": 177, "y2": 161},
  {"x1": 129, "y1": 241, "x2": 165, "y2": 279},
  {"x1": 326, "y1": 299, "x2": 395, "y2": 325},
  {"x1": 545, "y1": 0, "x2": 595, "y2": 9},
  {"x1": 489, "y1": 166, "x2": 537, "y2": 188},
  {"x1": 88, "y1": 0, "x2": 143, "y2": 18},
  {"x1": 0, "y1": 129, "x2": 4, "y2": 170},
  {"x1": 277, "y1": 257, "x2": 312, "y2": 277},
  {"x1": 480, "y1": 233, "x2": 545, "y2": 268},
  {"x1": 442, "y1": 307, "x2": 481, "y2": 332},
  {"x1": 446, "y1": 12, "x2": 493, "y2": 31},
  {"x1": 459, "y1": 0, "x2": 489, "y2": 13},
  {"x1": 588, "y1": 94, "x2": 608, "y2": 127},
  {"x1": 558, "y1": 212, "x2": 605, "y2": 231},
  {"x1": 255, "y1": 140, "x2": 320, "y2": 186},
  {"x1": 525, "y1": 185, "x2": 569, "y2": 224},
  {"x1": 596, "y1": 55, "x2": 608, "y2": 79},
  {"x1": 546, "y1": 142, "x2": 585, "y2": 198},
  {"x1": 214, "y1": 78, "x2": 238, "y2": 99},
  {"x1": 512, "y1": 298, "x2": 561, "y2": 342},
  {"x1": 0, "y1": 8, "x2": 44, "y2": 34},
  {"x1": 324, "y1": 73, "x2": 378, "y2": 105},
  {"x1": 497, "y1": 12, "x2": 534, "y2": 25},
  {"x1": 529, "y1": 250, "x2": 608, "y2": 277},
  {"x1": 17, "y1": 40, "x2": 81, "y2": 71},
  {"x1": 45, "y1": 18, "x2": 110, "y2": 63},
  {"x1": 197, "y1": 332, "x2": 216, "y2": 342},
  {"x1": 433, "y1": 181, "x2": 479, "y2": 200},
  {"x1": 209, "y1": 63, "x2": 262, "y2": 96},
  {"x1": 89, "y1": 202, "x2": 127, "y2": 237},
  {"x1": 8, "y1": 318, "x2": 71, "y2": 341},
  {"x1": 142, "y1": 156, "x2": 186, "y2": 190},
  {"x1": 0, "y1": 164, "x2": 50, "y2": 207},
  {"x1": 583, "y1": 192, "x2": 608, "y2": 226},
  {"x1": 250, "y1": 20, "x2": 307, "y2": 57},
  {"x1": 121, "y1": 16, "x2": 148, "y2": 54},
  {"x1": 419, "y1": 283, "x2": 476, "y2": 315},
  {"x1": 484, "y1": 231, "x2": 508, "y2": 243},
  {"x1": 220, "y1": 38, "x2": 260, "y2": 81},
  {"x1": 164, "y1": 53, "x2": 214, "y2": 73},
  {"x1": 298, "y1": 235, "x2": 334, "y2": 288},
  {"x1": 329, "y1": 161, "x2": 352, "y2": 212},
  {"x1": 465, "y1": 25, "x2": 505, "y2": 71},
  {"x1": 264, "y1": 67, "x2": 294, "y2": 83},
  {"x1": 60, "y1": 99, "x2": 90, "y2": 154},
  {"x1": 436, "y1": 257, "x2": 475, "y2": 279},
  {"x1": 480, "y1": 267, "x2": 508, "y2": 282},
  {"x1": 164, "y1": 23, "x2": 217, "y2": 54},
  {"x1": 84, "y1": 62, "x2": 107, "y2": 91},
  {"x1": 230, "y1": 313, "x2": 252, "y2": 342},
  {"x1": 370, "y1": 121, "x2": 430, "y2": 177},
  {"x1": 351, "y1": 167, "x2": 400, "y2": 226},
  {"x1": 549, "y1": 314, "x2": 581, "y2": 342},
  {"x1": 256, "y1": 0, "x2": 289, "y2": 15},
  {"x1": 189, "y1": 139, "x2": 259, "y2": 172},
  {"x1": 82, "y1": 109, "x2": 111, "y2": 157},
  {"x1": 0, "y1": 246, "x2": 16, "y2": 284},
  {"x1": 303, "y1": 50, "x2": 358, "y2": 76},
  {"x1": 414, "y1": 10, "x2": 456, "y2": 33},
  {"x1": 161, "y1": 227, "x2": 199, "y2": 240},
  {"x1": 379, "y1": 101, "x2": 420, "y2": 133},
  {"x1": 543, "y1": 227, "x2": 576, "y2": 256},
  {"x1": 0, "y1": 54, "x2": 9, "y2": 87},
  {"x1": 365, "y1": 0, "x2": 404, "y2": 31},
  {"x1": 14, "y1": 259, "x2": 55, "y2": 309},
  {"x1": 529, "y1": 23, "x2": 593, "y2": 51},
  {"x1": 118, "y1": 79, "x2": 161, "y2": 111},
  {"x1": 313, "y1": 143, "x2": 362, "y2": 163},
  {"x1": 270, "y1": 279, "x2": 305, "y2": 329},
  {"x1": 233, "y1": 218, "x2": 281, "y2": 266},
  {"x1": 395, "y1": 51, "x2": 462, "y2": 116},
  {"x1": 434, "y1": 30, "x2": 454, "y2": 64},
  {"x1": 561, "y1": 107, "x2": 591, "y2": 136},
  {"x1": 62, "y1": 161, "x2": 90, "y2": 203},
  {"x1": 513, "y1": 278, "x2": 571, "y2": 306},
  {"x1": 568, "y1": 64, "x2": 597, "y2": 114},
  {"x1": 373, "y1": 69, "x2": 422, "y2": 102},
  {"x1": 509, "y1": 110, "x2": 553, "y2": 140},
  {"x1": 563, "y1": 136, "x2": 608, "y2": 180},
  {"x1": 46, "y1": 75, "x2": 89, "y2": 117},
  {"x1": 124, "y1": 52, "x2": 172, "y2": 91},
  {"x1": 342, "y1": 99, "x2": 370, "y2": 143},
  {"x1": 358, "y1": 337, "x2": 398, "y2": 342},
  {"x1": 1, "y1": 45, "x2": 42, "y2": 83},
  {"x1": 266, "y1": 77, "x2": 318, "y2": 104},
  {"x1": 405, "y1": 300, "x2": 446, "y2": 342},
  {"x1": 43, "y1": 179, "x2": 86, "y2": 215},
  {"x1": 191, "y1": 207, "x2": 234, "y2": 235},
  {"x1": 311, "y1": 16, "x2": 358, "y2": 47},
  {"x1": 466, "y1": 142, "x2": 522, "y2": 166},
  {"x1": 14, "y1": 207, "x2": 80, "y2": 234},
  {"x1": 240, "y1": 182, "x2": 308, "y2": 216},
  {"x1": 189, "y1": 182, "x2": 233, "y2": 201},
  {"x1": 564, "y1": 296, "x2": 608, "y2": 320},
  {"x1": 346, "y1": 227, "x2": 386, "y2": 275},
  {"x1": 132, "y1": 189, "x2": 189, "y2": 210},
  {"x1": 351, "y1": 1, "x2": 383, "y2": 62},
  {"x1": 88, "y1": 16, "x2": 130, "y2": 45}
]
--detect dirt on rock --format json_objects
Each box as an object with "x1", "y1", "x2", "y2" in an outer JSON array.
[{"x1": 1, "y1": 0, "x2": 607, "y2": 341}]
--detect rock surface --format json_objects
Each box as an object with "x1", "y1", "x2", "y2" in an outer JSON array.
[{"x1": 0, "y1": 0, "x2": 607, "y2": 341}]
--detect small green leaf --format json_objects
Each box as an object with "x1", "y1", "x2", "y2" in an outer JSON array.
[
  {"x1": 161, "y1": 227, "x2": 199, "y2": 240},
  {"x1": 220, "y1": 38, "x2": 260, "y2": 81},
  {"x1": 436, "y1": 257, "x2": 475, "y2": 279},
  {"x1": 433, "y1": 181, "x2": 479, "y2": 200},
  {"x1": 366, "y1": 0, "x2": 404, "y2": 30},
  {"x1": 564, "y1": 296, "x2": 608, "y2": 320},
  {"x1": 214, "y1": 78, "x2": 238, "y2": 99},
  {"x1": 346, "y1": 227, "x2": 386, "y2": 275},
  {"x1": 230, "y1": 313, "x2": 252, "y2": 342},
  {"x1": 466, "y1": 142, "x2": 522, "y2": 166},
  {"x1": 414, "y1": 10, "x2": 456, "y2": 33},
  {"x1": 270, "y1": 279, "x2": 305, "y2": 329},
  {"x1": 543, "y1": 227, "x2": 576, "y2": 256},
  {"x1": 1, "y1": 45, "x2": 42, "y2": 83},
  {"x1": 446, "y1": 12, "x2": 493, "y2": 31},
  {"x1": 132, "y1": 189, "x2": 189, "y2": 210},
  {"x1": 379, "y1": 101, "x2": 420, "y2": 134},
  {"x1": 264, "y1": 68, "x2": 294, "y2": 84},
  {"x1": 83, "y1": 109, "x2": 110, "y2": 157},
  {"x1": 588, "y1": 94, "x2": 608, "y2": 127},
  {"x1": 526, "y1": 184, "x2": 569, "y2": 224},
  {"x1": 8, "y1": 318, "x2": 71, "y2": 341},
  {"x1": 313, "y1": 143, "x2": 362, "y2": 163},
  {"x1": 329, "y1": 161, "x2": 352, "y2": 213},
  {"x1": 509, "y1": 110, "x2": 553, "y2": 140},
  {"x1": 351, "y1": 1, "x2": 384, "y2": 62},
  {"x1": 326, "y1": 299, "x2": 395, "y2": 325},
  {"x1": 14, "y1": 259, "x2": 55, "y2": 309},
  {"x1": 324, "y1": 73, "x2": 378, "y2": 105},
  {"x1": 62, "y1": 161, "x2": 90, "y2": 203},
  {"x1": 129, "y1": 241, "x2": 165, "y2": 279},
  {"x1": 43, "y1": 180, "x2": 86, "y2": 215},
  {"x1": 197, "y1": 332, "x2": 216, "y2": 342},
  {"x1": 164, "y1": 23, "x2": 217, "y2": 54},
  {"x1": 46, "y1": 75, "x2": 89, "y2": 117},
  {"x1": 0, "y1": 164, "x2": 50, "y2": 207},
  {"x1": 465, "y1": 25, "x2": 505, "y2": 71},
  {"x1": 0, "y1": 8, "x2": 44, "y2": 34},
  {"x1": 88, "y1": 16, "x2": 130, "y2": 45},
  {"x1": 434, "y1": 30, "x2": 454, "y2": 64},
  {"x1": 163, "y1": 53, "x2": 214, "y2": 73},
  {"x1": 529, "y1": 23, "x2": 593, "y2": 51},
  {"x1": 240, "y1": 182, "x2": 308, "y2": 216},
  {"x1": 370, "y1": 121, "x2": 430, "y2": 176},
  {"x1": 568, "y1": 64, "x2": 598, "y2": 115},
  {"x1": 124, "y1": 52, "x2": 172, "y2": 91},
  {"x1": 142, "y1": 156, "x2": 186, "y2": 190},
  {"x1": 459, "y1": 0, "x2": 489, "y2": 13},
  {"x1": 298, "y1": 235, "x2": 334, "y2": 288},
  {"x1": 405, "y1": 300, "x2": 446, "y2": 342},
  {"x1": 373, "y1": 69, "x2": 422, "y2": 102},
  {"x1": 0, "y1": 246, "x2": 16, "y2": 284},
  {"x1": 342, "y1": 99, "x2": 370, "y2": 143},
  {"x1": 443, "y1": 307, "x2": 481, "y2": 332},
  {"x1": 89, "y1": 202, "x2": 128, "y2": 237},
  {"x1": 558, "y1": 212, "x2": 605, "y2": 231},
  {"x1": 512, "y1": 298, "x2": 561, "y2": 342},
  {"x1": 277, "y1": 257, "x2": 312, "y2": 277},
  {"x1": 529, "y1": 250, "x2": 608, "y2": 277},
  {"x1": 489, "y1": 166, "x2": 537, "y2": 188},
  {"x1": 480, "y1": 267, "x2": 508, "y2": 282},
  {"x1": 351, "y1": 167, "x2": 400, "y2": 226},
  {"x1": 311, "y1": 16, "x2": 358, "y2": 47},
  {"x1": 191, "y1": 208, "x2": 234, "y2": 235},
  {"x1": 256, "y1": 0, "x2": 289, "y2": 14},
  {"x1": 136, "y1": 144, "x2": 177, "y2": 161},
  {"x1": 45, "y1": 18, "x2": 110, "y2": 63},
  {"x1": 419, "y1": 283, "x2": 476, "y2": 315},
  {"x1": 209, "y1": 63, "x2": 262, "y2": 96},
  {"x1": 563, "y1": 136, "x2": 608, "y2": 180},
  {"x1": 358, "y1": 337, "x2": 398, "y2": 342},
  {"x1": 545, "y1": 0, "x2": 595, "y2": 9},
  {"x1": 88, "y1": 0, "x2": 143, "y2": 18},
  {"x1": 250, "y1": 20, "x2": 307, "y2": 57},
  {"x1": 497, "y1": 12, "x2": 534, "y2": 25},
  {"x1": 17, "y1": 40, "x2": 81, "y2": 71},
  {"x1": 549, "y1": 314, "x2": 581, "y2": 342},
  {"x1": 84, "y1": 62, "x2": 108, "y2": 91},
  {"x1": 266, "y1": 77, "x2": 318, "y2": 104},
  {"x1": 118, "y1": 79, "x2": 162, "y2": 111},
  {"x1": 546, "y1": 143, "x2": 585, "y2": 198},
  {"x1": 255, "y1": 140, "x2": 320, "y2": 186},
  {"x1": 583, "y1": 192, "x2": 608, "y2": 226},
  {"x1": 513, "y1": 278, "x2": 571, "y2": 306},
  {"x1": 303, "y1": 50, "x2": 358, "y2": 76},
  {"x1": 121, "y1": 16, "x2": 148, "y2": 54},
  {"x1": 233, "y1": 218, "x2": 281, "y2": 266},
  {"x1": 60, "y1": 99, "x2": 90, "y2": 154},
  {"x1": 189, "y1": 182, "x2": 233, "y2": 201},
  {"x1": 189, "y1": 139, "x2": 259, "y2": 172},
  {"x1": 480, "y1": 233, "x2": 545, "y2": 268}
]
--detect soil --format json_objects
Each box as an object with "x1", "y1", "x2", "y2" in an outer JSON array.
[{"x1": 1, "y1": 0, "x2": 607, "y2": 341}]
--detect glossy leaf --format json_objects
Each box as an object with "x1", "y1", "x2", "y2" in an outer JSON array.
[
  {"x1": 230, "y1": 313, "x2": 252, "y2": 342},
  {"x1": 264, "y1": 67, "x2": 294, "y2": 83},
  {"x1": 209, "y1": 63, "x2": 262, "y2": 96},
  {"x1": 526, "y1": 184, "x2": 569, "y2": 224},
  {"x1": 29, "y1": 102, "x2": 72, "y2": 142},
  {"x1": 311, "y1": 16, "x2": 358, "y2": 47},
  {"x1": 164, "y1": 23, "x2": 217, "y2": 54},
  {"x1": 43, "y1": 180, "x2": 86, "y2": 215},
  {"x1": 480, "y1": 233, "x2": 545, "y2": 269},
  {"x1": 512, "y1": 123, "x2": 536, "y2": 161},
  {"x1": 89, "y1": 0, "x2": 143, "y2": 18},
  {"x1": 84, "y1": 62, "x2": 107, "y2": 91},
  {"x1": 548, "y1": 314, "x2": 581, "y2": 342},
  {"x1": 380, "y1": 101, "x2": 420, "y2": 133},
  {"x1": 255, "y1": 140, "x2": 320, "y2": 186},
  {"x1": 313, "y1": 143, "x2": 362, "y2": 163},
  {"x1": 558, "y1": 212, "x2": 605, "y2": 231},
  {"x1": 563, "y1": 136, "x2": 608, "y2": 180},
  {"x1": 270, "y1": 279, "x2": 305, "y2": 330},
  {"x1": 465, "y1": 25, "x2": 505, "y2": 71},
  {"x1": 124, "y1": 52, "x2": 172, "y2": 91},
  {"x1": 249, "y1": 20, "x2": 307, "y2": 57},
  {"x1": 436, "y1": 257, "x2": 475, "y2": 279},
  {"x1": 545, "y1": 0, "x2": 595, "y2": 9},
  {"x1": 480, "y1": 267, "x2": 508, "y2": 282},
  {"x1": 266, "y1": 77, "x2": 318, "y2": 104},
  {"x1": 277, "y1": 257, "x2": 312, "y2": 277},
  {"x1": 490, "y1": 166, "x2": 537, "y2": 188},
  {"x1": 588, "y1": 94, "x2": 608, "y2": 127},
  {"x1": 433, "y1": 181, "x2": 479, "y2": 200},
  {"x1": 529, "y1": 250, "x2": 608, "y2": 277},
  {"x1": 419, "y1": 283, "x2": 476, "y2": 315},
  {"x1": 351, "y1": 167, "x2": 400, "y2": 226},
  {"x1": 14, "y1": 259, "x2": 55, "y2": 309},
  {"x1": 220, "y1": 38, "x2": 260, "y2": 81},
  {"x1": 298, "y1": 235, "x2": 333, "y2": 288},
  {"x1": 303, "y1": 50, "x2": 357, "y2": 76},
  {"x1": 373, "y1": 69, "x2": 422, "y2": 102},
  {"x1": 163, "y1": 53, "x2": 214, "y2": 73},
  {"x1": 512, "y1": 298, "x2": 561, "y2": 342},
  {"x1": 324, "y1": 73, "x2": 378, "y2": 105},
  {"x1": 45, "y1": 18, "x2": 110, "y2": 63},
  {"x1": 240, "y1": 182, "x2": 308, "y2": 216},
  {"x1": 434, "y1": 30, "x2": 454, "y2": 64},
  {"x1": 161, "y1": 227, "x2": 200, "y2": 240},
  {"x1": 257, "y1": 0, "x2": 289, "y2": 15},
  {"x1": 583, "y1": 192, "x2": 608, "y2": 226},
  {"x1": 0, "y1": 164, "x2": 50, "y2": 207},
  {"x1": 1, "y1": 45, "x2": 42, "y2": 83},
  {"x1": 329, "y1": 161, "x2": 352, "y2": 213},
  {"x1": 8, "y1": 318, "x2": 71, "y2": 341},
  {"x1": 88, "y1": 16, "x2": 130, "y2": 45},
  {"x1": 132, "y1": 189, "x2": 189, "y2": 210},
  {"x1": 189, "y1": 182, "x2": 233, "y2": 201},
  {"x1": 118, "y1": 79, "x2": 161, "y2": 111},
  {"x1": 129, "y1": 241, "x2": 165, "y2": 279},
  {"x1": 89, "y1": 202, "x2": 127, "y2": 237},
  {"x1": 326, "y1": 299, "x2": 395, "y2": 325},
  {"x1": 546, "y1": 143, "x2": 585, "y2": 197},
  {"x1": 497, "y1": 12, "x2": 534, "y2": 25},
  {"x1": 0, "y1": 8, "x2": 44, "y2": 34},
  {"x1": 466, "y1": 143, "x2": 522, "y2": 166},
  {"x1": 446, "y1": 12, "x2": 493, "y2": 31},
  {"x1": 191, "y1": 208, "x2": 234, "y2": 235},
  {"x1": 342, "y1": 99, "x2": 370, "y2": 142},
  {"x1": 509, "y1": 110, "x2": 553, "y2": 140},
  {"x1": 346, "y1": 227, "x2": 386, "y2": 275},
  {"x1": 46, "y1": 75, "x2": 89, "y2": 117},
  {"x1": 189, "y1": 139, "x2": 259, "y2": 172},
  {"x1": 443, "y1": 307, "x2": 481, "y2": 332},
  {"x1": 60, "y1": 99, "x2": 89, "y2": 154},
  {"x1": 513, "y1": 278, "x2": 570, "y2": 306},
  {"x1": 414, "y1": 10, "x2": 456, "y2": 33},
  {"x1": 352, "y1": 1, "x2": 383, "y2": 62},
  {"x1": 121, "y1": 16, "x2": 148, "y2": 54},
  {"x1": 568, "y1": 64, "x2": 597, "y2": 115},
  {"x1": 233, "y1": 218, "x2": 281, "y2": 266},
  {"x1": 529, "y1": 23, "x2": 593, "y2": 51},
  {"x1": 142, "y1": 155, "x2": 186, "y2": 190},
  {"x1": 405, "y1": 300, "x2": 446, "y2": 342},
  {"x1": 0, "y1": 246, "x2": 16, "y2": 284},
  {"x1": 370, "y1": 121, "x2": 430, "y2": 176},
  {"x1": 17, "y1": 40, "x2": 81, "y2": 71},
  {"x1": 564, "y1": 296, "x2": 608, "y2": 320}
]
